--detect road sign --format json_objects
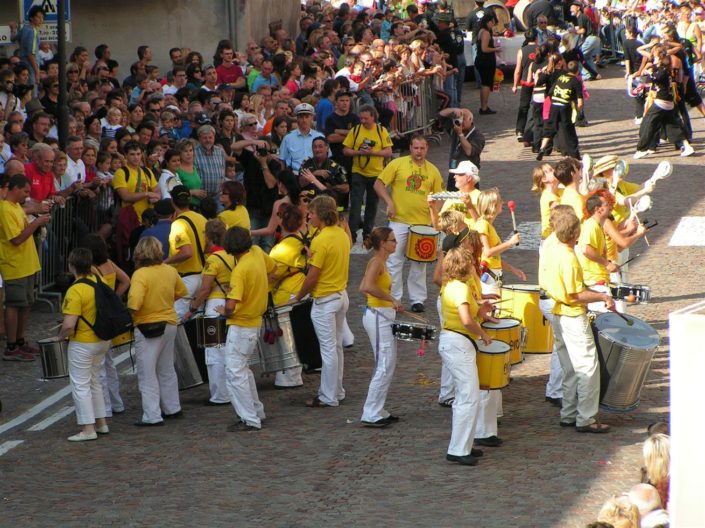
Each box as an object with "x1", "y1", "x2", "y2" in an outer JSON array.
[
  {"x1": 20, "y1": 0, "x2": 71, "y2": 23},
  {"x1": 38, "y1": 22, "x2": 71, "y2": 42}
]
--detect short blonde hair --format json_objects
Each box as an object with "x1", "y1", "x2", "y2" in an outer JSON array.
[
  {"x1": 643, "y1": 433, "x2": 670, "y2": 490},
  {"x1": 550, "y1": 205, "x2": 580, "y2": 243},
  {"x1": 134, "y1": 236, "x2": 164, "y2": 268},
  {"x1": 477, "y1": 187, "x2": 501, "y2": 220},
  {"x1": 439, "y1": 209, "x2": 466, "y2": 234},
  {"x1": 596, "y1": 494, "x2": 641, "y2": 528},
  {"x1": 442, "y1": 247, "x2": 472, "y2": 284},
  {"x1": 309, "y1": 195, "x2": 338, "y2": 226},
  {"x1": 531, "y1": 163, "x2": 553, "y2": 193}
]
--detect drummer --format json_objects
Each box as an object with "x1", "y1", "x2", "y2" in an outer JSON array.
[
  {"x1": 374, "y1": 134, "x2": 444, "y2": 313},
  {"x1": 186, "y1": 219, "x2": 234, "y2": 405},
  {"x1": 268, "y1": 203, "x2": 308, "y2": 389},
  {"x1": 217, "y1": 227, "x2": 276, "y2": 431},
  {"x1": 359, "y1": 227, "x2": 404, "y2": 428},
  {"x1": 432, "y1": 161, "x2": 481, "y2": 231},
  {"x1": 59, "y1": 248, "x2": 112, "y2": 442},
  {"x1": 438, "y1": 246, "x2": 493, "y2": 466},
  {"x1": 539, "y1": 207, "x2": 613, "y2": 433},
  {"x1": 530, "y1": 162, "x2": 562, "y2": 243},
  {"x1": 555, "y1": 158, "x2": 586, "y2": 220}
]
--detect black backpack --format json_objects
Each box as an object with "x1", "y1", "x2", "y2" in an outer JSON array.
[
  {"x1": 451, "y1": 27, "x2": 465, "y2": 55},
  {"x1": 75, "y1": 275, "x2": 133, "y2": 341}
]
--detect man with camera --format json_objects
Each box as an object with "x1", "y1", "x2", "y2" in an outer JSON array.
[
  {"x1": 343, "y1": 105, "x2": 393, "y2": 244},
  {"x1": 439, "y1": 107, "x2": 485, "y2": 191}
]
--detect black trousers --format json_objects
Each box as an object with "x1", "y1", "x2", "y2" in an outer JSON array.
[
  {"x1": 515, "y1": 85, "x2": 533, "y2": 135},
  {"x1": 528, "y1": 101, "x2": 544, "y2": 151},
  {"x1": 543, "y1": 104, "x2": 580, "y2": 158},
  {"x1": 637, "y1": 103, "x2": 686, "y2": 151}
]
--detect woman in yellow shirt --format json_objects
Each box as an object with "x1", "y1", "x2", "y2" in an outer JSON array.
[
  {"x1": 59, "y1": 248, "x2": 112, "y2": 442},
  {"x1": 475, "y1": 188, "x2": 526, "y2": 296},
  {"x1": 438, "y1": 247, "x2": 492, "y2": 466},
  {"x1": 128, "y1": 237, "x2": 188, "y2": 426},
  {"x1": 187, "y1": 219, "x2": 234, "y2": 405},
  {"x1": 218, "y1": 180, "x2": 251, "y2": 230},
  {"x1": 359, "y1": 227, "x2": 404, "y2": 427},
  {"x1": 531, "y1": 163, "x2": 562, "y2": 241}
]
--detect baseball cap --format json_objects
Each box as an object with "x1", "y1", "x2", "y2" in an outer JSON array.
[
  {"x1": 171, "y1": 185, "x2": 192, "y2": 206},
  {"x1": 294, "y1": 103, "x2": 315, "y2": 115},
  {"x1": 449, "y1": 160, "x2": 480, "y2": 181},
  {"x1": 442, "y1": 227, "x2": 470, "y2": 252},
  {"x1": 194, "y1": 111, "x2": 211, "y2": 125}
]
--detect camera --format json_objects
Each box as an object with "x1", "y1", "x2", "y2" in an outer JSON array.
[
  {"x1": 256, "y1": 145, "x2": 278, "y2": 156},
  {"x1": 453, "y1": 118, "x2": 463, "y2": 127},
  {"x1": 362, "y1": 138, "x2": 376, "y2": 148}
]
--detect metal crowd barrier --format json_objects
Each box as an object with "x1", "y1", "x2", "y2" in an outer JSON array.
[{"x1": 396, "y1": 76, "x2": 438, "y2": 137}]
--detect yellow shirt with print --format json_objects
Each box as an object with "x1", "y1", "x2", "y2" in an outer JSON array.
[
  {"x1": 169, "y1": 210, "x2": 207, "y2": 275},
  {"x1": 365, "y1": 259, "x2": 393, "y2": 308},
  {"x1": 112, "y1": 166, "x2": 158, "y2": 222},
  {"x1": 378, "y1": 156, "x2": 444, "y2": 225},
  {"x1": 342, "y1": 123, "x2": 393, "y2": 177},
  {"x1": 560, "y1": 186, "x2": 585, "y2": 221},
  {"x1": 62, "y1": 274, "x2": 104, "y2": 343},
  {"x1": 540, "y1": 188, "x2": 563, "y2": 239},
  {"x1": 577, "y1": 217, "x2": 609, "y2": 285},
  {"x1": 269, "y1": 235, "x2": 307, "y2": 306},
  {"x1": 202, "y1": 250, "x2": 234, "y2": 300},
  {"x1": 441, "y1": 279, "x2": 480, "y2": 338},
  {"x1": 475, "y1": 218, "x2": 502, "y2": 270},
  {"x1": 128, "y1": 264, "x2": 187, "y2": 325},
  {"x1": 308, "y1": 225, "x2": 350, "y2": 298},
  {"x1": 227, "y1": 246, "x2": 276, "y2": 327},
  {"x1": 540, "y1": 241, "x2": 586, "y2": 317},
  {"x1": 0, "y1": 200, "x2": 41, "y2": 281},
  {"x1": 613, "y1": 180, "x2": 641, "y2": 225},
  {"x1": 218, "y1": 206, "x2": 251, "y2": 230}
]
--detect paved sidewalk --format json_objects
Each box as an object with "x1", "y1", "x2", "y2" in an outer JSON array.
[{"x1": 1, "y1": 67, "x2": 699, "y2": 527}]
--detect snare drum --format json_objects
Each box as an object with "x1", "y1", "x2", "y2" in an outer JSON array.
[
  {"x1": 405, "y1": 225, "x2": 439, "y2": 262},
  {"x1": 610, "y1": 283, "x2": 651, "y2": 304},
  {"x1": 259, "y1": 305, "x2": 302, "y2": 374},
  {"x1": 501, "y1": 284, "x2": 554, "y2": 354},
  {"x1": 37, "y1": 337, "x2": 69, "y2": 379},
  {"x1": 392, "y1": 322, "x2": 437, "y2": 342},
  {"x1": 476, "y1": 340, "x2": 511, "y2": 390},
  {"x1": 481, "y1": 318, "x2": 523, "y2": 364},
  {"x1": 195, "y1": 315, "x2": 227, "y2": 348}
]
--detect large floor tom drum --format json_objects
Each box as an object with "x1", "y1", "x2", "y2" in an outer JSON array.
[
  {"x1": 174, "y1": 323, "x2": 205, "y2": 390},
  {"x1": 259, "y1": 305, "x2": 302, "y2": 374}
]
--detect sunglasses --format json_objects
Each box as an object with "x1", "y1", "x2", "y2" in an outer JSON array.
[{"x1": 242, "y1": 122, "x2": 257, "y2": 127}]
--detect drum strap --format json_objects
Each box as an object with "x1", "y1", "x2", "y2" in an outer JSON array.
[
  {"x1": 212, "y1": 253, "x2": 233, "y2": 295},
  {"x1": 177, "y1": 215, "x2": 206, "y2": 267}
]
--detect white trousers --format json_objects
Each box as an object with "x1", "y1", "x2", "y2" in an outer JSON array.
[
  {"x1": 553, "y1": 314, "x2": 600, "y2": 427},
  {"x1": 224, "y1": 325, "x2": 265, "y2": 428},
  {"x1": 387, "y1": 221, "x2": 428, "y2": 305},
  {"x1": 475, "y1": 390, "x2": 500, "y2": 438},
  {"x1": 311, "y1": 291, "x2": 348, "y2": 406},
  {"x1": 204, "y1": 299, "x2": 230, "y2": 403},
  {"x1": 342, "y1": 317, "x2": 355, "y2": 347},
  {"x1": 135, "y1": 324, "x2": 180, "y2": 424},
  {"x1": 68, "y1": 340, "x2": 110, "y2": 425},
  {"x1": 538, "y1": 297, "x2": 565, "y2": 399},
  {"x1": 100, "y1": 347, "x2": 124, "y2": 416},
  {"x1": 174, "y1": 274, "x2": 202, "y2": 321},
  {"x1": 436, "y1": 296, "x2": 455, "y2": 403},
  {"x1": 437, "y1": 331, "x2": 481, "y2": 457},
  {"x1": 361, "y1": 307, "x2": 397, "y2": 422}
]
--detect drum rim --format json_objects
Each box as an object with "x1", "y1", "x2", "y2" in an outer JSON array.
[
  {"x1": 593, "y1": 313, "x2": 660, "y2": 348},
  {"x1": 38, "y1": 337, "x2": 69, "y2": 345},
  {"x1": 408, "y1": 224, "x2": 439, "y2": 235},
  {"x1": 482, "y1": 318, "x2": 521, "y2": 329}
]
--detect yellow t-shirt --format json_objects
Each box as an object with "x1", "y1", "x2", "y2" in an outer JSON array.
[
  {"x1": 169, "y1": 210, "x2": 207, "y2": 275},
  {"x1": 440, "y1": 197, "x2": 476, "y2": 230},
  {"x1": 540, "y1": 188, "x2": 563, "y2": 239},
  {"x1": 218, "y1": 206, "x2": 251, "y2": 230},
  {"x1": 475, "y1": 218, "x2": 502, "y2": 270},
  {"x1": 377, "y1": 156, "x2": 444, "y2": 225},
  {"x1": 538, "y1": 233, "x2": 557, "y2": 289},
  {"x1": 308, "y1": 225, "x2": 350, "y2": 298},
  {"x1": 127, "y1": 264, "x2": 188, "y2": 325},
  {"x1": 613, "y1": 180, "x2": 641, "y2": 225},
  {"x1": 365, "y1": 258, "x2": 393, "y2": 308},
  {"x1": 269, "y1": 235, "x2": 307, "y2": 306},
  {"x1": 202, "y1": 250, "x2": 235, "y2": 300},
  {"x1": 577, "y1": 217, "x2": 609, "y2": 285},
  {"x1": 539, "y1": 240, "x2": 586, "y2": 317},
  {"x1": 227, "y1": 246, "x2": 276, "y2": 327},
  {"x1": 342, "y1": 123, "x2": 393, "y2": 177},
  {"x1": 112, "y1": 166, "x2": 158, "y2": 221},
  {"x1": 62, "y1": 274, "x2": 103, "y2": 343},
  {"x1": 560, "y1": 186, "x2": 585, "y2": 221},
  {"x1": 0, "y1": 201, "x2": 41, "y2": 281},
  {"x1": 440, "y1": 279, "x2": 479, "y2": 338},
  {"x1": 605, "y1": 232, "x2": 618, "y2": 262}
]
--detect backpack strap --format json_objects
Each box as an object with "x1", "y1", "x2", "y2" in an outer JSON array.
[
  {"x1": 74, "y1": 277, "x2": 101, "y2": 333},
  {"x1": 211, "y1": 252, "x2": 232, "y2": 295},
  {"x1": 177, "y1": 214, "x2": 206, "y2": 267}
]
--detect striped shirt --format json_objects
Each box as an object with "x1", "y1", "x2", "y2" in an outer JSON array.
[{"x1": 194, "y1": 143, "x2": 226, "y2": 198}]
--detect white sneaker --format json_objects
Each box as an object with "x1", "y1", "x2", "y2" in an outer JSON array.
[
  {"x1": 633, "y1": 150, "x2": 655, "y2": 159},
  {"x1": 96, "y1": 425, "x2": 110, "y2": 434},
  {"x1": 681, "y1": 145, "x2": 695, "y2": 157},
  {"x1": 634, "y1": 117, "x2": 643, "y2": 125},
  {"x1": 68, "y1": 431, "x2": 98, "y2": 442}
]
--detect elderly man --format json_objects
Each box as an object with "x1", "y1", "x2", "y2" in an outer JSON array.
[
  {"x1": 193, "y1": 124, "x2": 226, "y2": 201},
  {"x1": 278, "y1": 103, "x2": 325, "y2": 173},
  {"x1": 25, "y1": 143, "x2": 61, "y2": 204},
  {"x1": 438, "y1": 107, "x2": 485, "y2": 190}
]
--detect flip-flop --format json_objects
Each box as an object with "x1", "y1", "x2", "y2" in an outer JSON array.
[
  {"x1": 576, "y1": 423, "x2": 610, "y2": 434},
  {"x1": 305, "y1": 397, "x2": 332, "y2": 408}
]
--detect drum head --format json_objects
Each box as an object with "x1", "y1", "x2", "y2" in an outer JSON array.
[
  {"x1": 593, "y1": 313, "x2": 659, "y2": 349},
  {"x1": 410, "y1": 225, "x2": 439, "y2": 236},
  {"x1": 482, "y1": 318, "x2": 521, "y2": 330},
  {"x1": 478, "y1": 340, "x2": 510, "y2": 354}
]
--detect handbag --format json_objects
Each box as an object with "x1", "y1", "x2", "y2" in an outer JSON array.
[{"x1": 137, "y1": 321, "x2": 167, "y2": 338}]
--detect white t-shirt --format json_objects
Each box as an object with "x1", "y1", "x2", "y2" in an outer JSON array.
[{"x1": 66, "y1": 156, "x2": 87, "y2": 184}]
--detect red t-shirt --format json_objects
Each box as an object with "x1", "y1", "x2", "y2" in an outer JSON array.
[
  {"x1": 216, "y1": 63, "x2": 244, "y2": 85},
  {"x1": 25, "y1": 162, "x2": 56, "y2": 202}
]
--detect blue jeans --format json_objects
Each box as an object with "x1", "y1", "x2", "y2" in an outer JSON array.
[
  {"x1": 443, "y1": 75, "x2": 459, "y2": 109},
  {"x1": 349, "y1": 173, "x2": 379, "y2": 242},
  {"x1": 249, "y1": 209, "x2": 275, "y2": 253},
  {"x1": 580, "y1": 36, "x2": 601, "y2": 79}
]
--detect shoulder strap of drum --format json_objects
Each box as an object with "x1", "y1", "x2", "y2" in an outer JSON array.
[
  {"x1": 177, "y1": 215, "x2": 206, "y2": 267},
  {"x1": 210, "y1": 252, "x2": 232, "y2": 295}
]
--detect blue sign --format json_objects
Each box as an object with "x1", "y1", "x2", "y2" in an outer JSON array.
[{"x1": 21, "y1": 0, "x2": 71, "y2": 23}]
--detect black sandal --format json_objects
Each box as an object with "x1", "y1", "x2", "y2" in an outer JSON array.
[{"x1": 305, "y1": 397, "x2": 332, "y2": 408}]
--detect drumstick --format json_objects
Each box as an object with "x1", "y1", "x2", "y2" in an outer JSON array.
[
  {"x1": 507, "y1": 200, "x2": 519, "y2": 247},
  {"x1": 404, "y1": 311, "x2": 430, "y2": 324},
  {"x1": 620, "y1": 253, "x2": 641, "y2": 267},
  {"x1": 614, "y1": 311, "x2": 634, "y2": 327}
]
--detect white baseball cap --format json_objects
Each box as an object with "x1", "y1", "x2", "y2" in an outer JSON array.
[{"x1": 449, "y1": 161, "x2": 480, "y2": 181}]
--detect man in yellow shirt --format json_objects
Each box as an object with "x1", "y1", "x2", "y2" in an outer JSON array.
[
  {"x1": 374, "y1": 134, "x2": 443, "y2": 312},
  {"x1": 576, "y1": 190, "x2": 621, "y2": 312},
  {"x1": 343, "y1": 105, "x2": 393, "y2": 243},
  {"x1": 164, "y1": 185, "x2": 207, "y2": 321},
  {"x1": 294, "y1": 196, "x2": 350, "y2": 408},
  {"x1": 218, "y1": 227, "x2": 276, "y2": 431},
  {"x1": 539, "y1": 207, "x2": 614, "y2": 433},
  {"x1": 0, "y1": 175, "x2": 48, "y2": 361}
]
